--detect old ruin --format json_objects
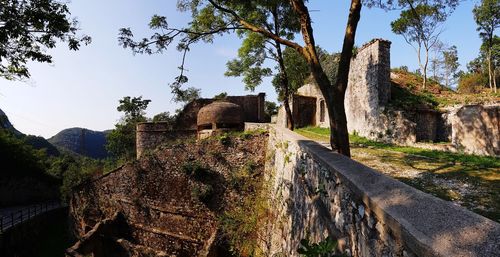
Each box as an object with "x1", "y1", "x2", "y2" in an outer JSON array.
[
  {"x1": 277, "y1": 39, "x2": 500, "y2": 156},
  {"x1": 197, "y1": 101, "x2": 244, "y2": 139},
  {"x1": 136, "y1": 93, "x2": 267, "y2": 158}
]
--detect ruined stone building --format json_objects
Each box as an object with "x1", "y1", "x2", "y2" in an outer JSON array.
[
  {"x1": 277, "y1": 39, "x2": 500, "y2": 156},
  {"x1": 136, "y1": 93, "x2": 267, "y2": 158}
]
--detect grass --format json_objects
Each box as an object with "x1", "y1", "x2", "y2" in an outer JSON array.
[
  {"x1": 296, "y1": 127, "x2": 500, "y2": 170},
  {"x1": 295, "y1": 126, "x2": 500, "y2": 221}
]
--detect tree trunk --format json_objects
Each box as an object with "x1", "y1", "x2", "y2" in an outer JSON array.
[
  {"x1": 329, "y1": 0, "x2": 362, "y2": 157},
  {"x1": 272, "y1": 7, "x2": 295, "y2": 131},
  {"x1": 283, "y1": 94, "x2": 294, "y2": 130},
  {"x1": 494, "y1": 68, "x2": 498, "y2": 93},
  {"x1": 488, "y1": 50, "x2": 493, "y2": 91},
  {"x1": 290, "y1": 0, "x2": 360, "y2": 157},
  {"x1": 423, "y1": 47, "x2": 429, "y2": 90}
]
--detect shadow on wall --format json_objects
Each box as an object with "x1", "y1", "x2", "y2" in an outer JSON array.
[
  {"x1": 451, "y1": 105, "x2": 500, "y2": 156},
  {"x1": 266, "y1": 127, "x2": 500, "y2": 257}
]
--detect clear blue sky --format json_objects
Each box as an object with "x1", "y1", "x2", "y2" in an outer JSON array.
[{"x1": 0, "y1": 0, "x2": 484, "y2": 138}]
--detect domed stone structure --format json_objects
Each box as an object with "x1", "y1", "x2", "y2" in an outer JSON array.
[{"x1": 197, "y1": 101, "x2": 244, "y2": 139}]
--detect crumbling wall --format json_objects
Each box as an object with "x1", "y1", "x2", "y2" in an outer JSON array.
[
  {"x1": 344, "y1": 39, "x2": 401, "y2": 142},
  {"x1": 68, "y1": 134, "x2": 268, "y2": 257},
  {"x1": 445, "y1": 104, "x2": 500, "y2": 156},
  {"x1": 264, "y1": 126, "x2": 500, "y2": 257},
  {"x1": 136, "y1": 122, "x2": 195, "y2": 158},
  {"x1": 175, "y1": 93, "x2": 267, "y2": 131}
]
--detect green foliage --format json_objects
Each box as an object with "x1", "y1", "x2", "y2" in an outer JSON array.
[
  {"x1": 390, "y1": 1, "x2": 459, "y2": 88},
  {"x1": 152, "y1": 111, "x2": 177, "y2": 129},
  {"x1": 106, "y1": 96, "x2": 151, "y2": 161},
  {"x1": 441, "y1": 45, "x2": 460, "y2": 88},
  {"x1": 297, "y1": 127, "x2": 500, "y2": 170},
  {"x1": 0, "y1": 0, "x2": 91, "y2": 80},
  {"x1": 389, "y1": 83, "x2": 439, "y2": 110},
  {"x1": 473, "y1": 0, "x2": 499, "y2": 45},
  {"x1": 213, "y1": 92, "x2": 228, "y2": 100},
  {"x1": 297, "y1": 237, "x2": 344, "y2": 257},
  {"x1": 225, "y1": 32, "x2": 273, "y2": 91},
  {"x1": 220, "y1": 162, "x2": 268, "y2": 256},
  {"x1": 106, "y1": 122, "x2": 136, "y2": 161},
  {"x1": 0, "y1": 129, "x2": 52, "y2": 180},
  {"x1": 265, "y1": 101, "x2": 279, "y2": 117},
  {"x1": 191, "y1": 184, "x2": 214, "y2": 203},
  {"x1": 218, "y1": 133, "x2": 232, "y2": 146},
  {"x1": 181, "y1": 160, "x2": 208, "y2": 179},
  {"x1": 117, "y1": 96, "x2": 151, "y2": 123}
]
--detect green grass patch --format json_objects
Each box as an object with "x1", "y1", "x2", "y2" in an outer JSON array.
[{"x1": 296, "y1": 127, "x2": 500, "y2": 170}]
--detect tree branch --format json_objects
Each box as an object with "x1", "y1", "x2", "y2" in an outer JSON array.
[{"x1": 207, "y1": 0, "x2": 304, "y2": 53}]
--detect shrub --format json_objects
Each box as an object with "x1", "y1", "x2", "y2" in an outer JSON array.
[{"x1": 458, "y1": 73, "x2": 486, "y2": 93}]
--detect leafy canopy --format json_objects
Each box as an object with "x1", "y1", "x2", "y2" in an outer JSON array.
[{"x1": 0, "y1": 0, "x2": 91, "y2": 80}]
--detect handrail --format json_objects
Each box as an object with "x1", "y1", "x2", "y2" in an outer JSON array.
[{"x1": 0, "y1": 201, "x2": 64, "y2": 233}]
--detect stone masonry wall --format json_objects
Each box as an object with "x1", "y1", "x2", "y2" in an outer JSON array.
[
  {"x1": 264, "y1": 125, "x2": 500, "y2": 257},
  {"x1": 344, "y1": 39, "x2": 407, "y2": 143},
  {"x1": 445, "y1": 104, "x2": 500, "y2": 156},
  {"x1": 136, "y1": 122, "x2": 194, "y2": 159}
]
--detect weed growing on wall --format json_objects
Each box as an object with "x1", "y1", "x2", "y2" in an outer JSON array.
[{"x1": 220, "y1": 160, "x2": 270, "y2": 256}]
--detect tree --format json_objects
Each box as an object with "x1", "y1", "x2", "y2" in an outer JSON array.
[
  {"x1": 473, "y1": 0, "x2": 500, "y2": 93},
  {"x1": 224, "y1": 6, "x2": 301, "y2": 130},
  {"x1": 106, "y1": 96, "x2": 151, "y2": 161},
  {"x1": 430, "y1": 41, "x2": 445, "y2": 81},
  {"x1": 441, "y1": 45, "x2": 460, "y2": 88},
  {"x1": 117, "y1": 96, "x2": 151, "y2": 123},
  {"x1": 390, "y1": 2, "x2": 457, "y2": 89},
  {"x1": 0, "y1": 0, "x2": 91, "y2": 80},
  {"x1": 119, "y1": 0, "x2": 363, "y2": 157}
]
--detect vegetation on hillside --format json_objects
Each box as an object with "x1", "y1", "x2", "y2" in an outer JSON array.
[{"x1": 390, "y1": 69, "x2": 500, "y2": 109}]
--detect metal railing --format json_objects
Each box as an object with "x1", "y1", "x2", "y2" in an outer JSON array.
[{"x1": 0, "y1": 201, "x2": 63, "y2": 233}]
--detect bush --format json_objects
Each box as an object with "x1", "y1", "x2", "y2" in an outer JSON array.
[{"x1": 458, "y1": 73, "x2": 487, "y2": 93}]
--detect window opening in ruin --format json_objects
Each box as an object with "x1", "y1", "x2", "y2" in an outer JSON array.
[
  {"x1": 216, "y1": 123, "x2": 240, "y2": 129},
  {"x1": 198, "y1": 124, "x2": 212, "y2": 130},
  {"x1": 319, "y1": 100, "x2": 325, "y2": 122}
]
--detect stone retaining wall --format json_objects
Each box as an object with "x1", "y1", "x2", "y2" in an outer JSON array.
[
  {"x1": 136, "y1": 122, "x2": 194, "y2": 158},
  {"x1": 264, "y1": 125, "x2": 500, "y2": 257}
]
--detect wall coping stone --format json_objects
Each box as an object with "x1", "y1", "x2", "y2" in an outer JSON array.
[{"x1": 272, "y1": 125, "x2": 500, "y2": 257}]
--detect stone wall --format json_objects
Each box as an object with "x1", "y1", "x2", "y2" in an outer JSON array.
[
  {"x1": 68, "y1": 134, "x2": 268, "y2": 257},
  {"x1": 344, "y1": 39, "x2": 396, "y2": 141},
  {"x1": 264, "y1": 125, "x2": 500, "y2": 257},
  {"x1": 175, "y1": 93, "x2": 267, "y2": 131},
  {"x1": 445, "y1": 104, "x2": 500, "y2": 156},
  {"x1": 136, "y1": 122, "x2": 194, "y2": 158}
]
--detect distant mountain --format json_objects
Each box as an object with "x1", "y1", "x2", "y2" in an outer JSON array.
[
  {"x1": 48, "y1": 128, "x2": 109, "y2": 159},
  {"x1": 0, "y1": 107, "x2": 60, "y2": 156},
  {"x1": 0, "y1": 107, "x2": 22, "y2": 135}
]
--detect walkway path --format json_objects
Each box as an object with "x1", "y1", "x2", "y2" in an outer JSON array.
[
  {"x1": 297, "y1": 130, "x2": 499, "y2": 222},
  {"x1": 0, "y1": 201, "x2": 63, "y2": 233}
]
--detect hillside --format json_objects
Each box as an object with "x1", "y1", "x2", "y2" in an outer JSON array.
[
  {"x1": 0, "y1": 107, "x2": 60, "y2": 156},
  {"x1": 0, "y1": 108, "x2": 22, "y2": 135},
  {"x1": 48, "y1": 128, "x2": 109, "y2": 159},
  {"x1": 389, "y1": 70, "x2": 500, "y2": 110}
]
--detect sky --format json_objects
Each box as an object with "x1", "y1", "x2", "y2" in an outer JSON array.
[{"x1": 0, "y1": 0, "x2": 485, "y2": 138}]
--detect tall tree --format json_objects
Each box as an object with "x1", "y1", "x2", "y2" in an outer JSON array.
[
  {"x1": 224, "y1": 2, "x2": 301, "y2": 130},
  {"x1": 106, "y1": 96, "x2": 151, "y2": 161},
  {"x1": 441, "y1": 45, "x2": 460, "y2": 88},
  {"x1": 473, "y1": 0, "x2": 500, "y2": 93},
  {"x1": 390, "y1": 2, "x2": 456, "y2": 89},
  {"x1": 119, "y1": 0, "x2": 364, "y2": 157},
  {"x1": 0, "y1": 0, "x2": 91, "y2": 80}
]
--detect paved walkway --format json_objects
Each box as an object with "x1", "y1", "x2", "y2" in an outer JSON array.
[{"x1": 0, "y1": 201, "x2": 63, "y2": 233}]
